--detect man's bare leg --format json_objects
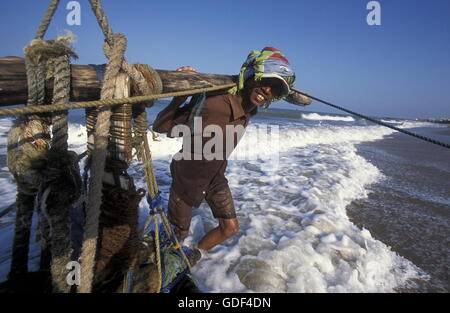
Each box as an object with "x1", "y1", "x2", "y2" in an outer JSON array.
[{"x1": 197, "y1": 218, "x2": 239, "y2": 251}]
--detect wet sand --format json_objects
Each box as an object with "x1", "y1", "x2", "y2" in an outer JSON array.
[{"x1": 347, "y1": 127, "x2": 450, "y2": 292}]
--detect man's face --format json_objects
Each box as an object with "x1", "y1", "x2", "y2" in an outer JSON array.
[{"x1": 245, "y1": 78, "x2": 284, "y2": 107}]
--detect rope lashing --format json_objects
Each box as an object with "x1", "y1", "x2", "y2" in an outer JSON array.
[
  {"x1": 84, "y1": 2, "x2": 160, "y2": 156},
  {"x1": 110, "y1": 99, "x2": 133, "y2": 162},
  {"x1": 292, "y1": 88, "x2": 450, "y2": 151},
  {"x1": 129, "y1": 64, "x2": 163, "y2": 169},
  {"x1": 131, "y1": 64, "x2": 164, "y2": 107}
]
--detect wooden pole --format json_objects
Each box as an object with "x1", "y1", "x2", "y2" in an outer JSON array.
[{"x1": 0, "y1": 56, "x2": 312, "y2": 107}]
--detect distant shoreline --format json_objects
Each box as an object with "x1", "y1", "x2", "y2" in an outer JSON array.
[{"x1": 425, "y1": 119, "x2": 450, "y2": 125}]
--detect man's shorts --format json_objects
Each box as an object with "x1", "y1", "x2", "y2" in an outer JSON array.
[{"x1": 167, "y1": 185, "x2": 236, "y2": 233}]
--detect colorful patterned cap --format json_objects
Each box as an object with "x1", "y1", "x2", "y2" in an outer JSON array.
[{"x1": 229, "y1": 47, "x2": 296, "y2": 101}]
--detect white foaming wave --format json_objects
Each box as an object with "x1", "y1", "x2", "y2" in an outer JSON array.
[
  {"x1": 130, "y1": 121, "x2": 401, "y2": 162},
  {"x1": 0, "y1": 118, "x2": 18, "y2": 281},
  {"x1": 229, "y1": 124, "x2": 397, "y2": 161},
  {"x1": 189, "y1": 137, "x2": 426, "y2": 292},
  {"x1": 398, "y1": 121, "x2": 444, "y2": 129},
  {"x1": 0, "y1": 118, "x2": 13, "y2": 155},
  {"x1": 0, "y1": 118, "x2": 16, "y2": 210},
  {"x1": 380, "y1": 119, "x2": 443, "y2": 129},
  {"x1": 302, "y1": 113, "x2": 355, "y2": 122},
  {"x1": 67, "y1": 123, "x2": 87, "y2": 154}
]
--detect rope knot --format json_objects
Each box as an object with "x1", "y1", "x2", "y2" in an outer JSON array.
[
  {"x1": 23, "y1": 32, "x2": 78, "y2": 66},
  {"x1": 103, "y1": 33, "x2": 127, "y2": 62}
]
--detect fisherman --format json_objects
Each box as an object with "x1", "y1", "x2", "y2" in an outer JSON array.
[{"x1": 152, "y1": 47, "x2": 296, "y2": 264}]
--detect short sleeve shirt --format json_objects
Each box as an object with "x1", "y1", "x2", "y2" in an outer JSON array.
[{"x1": 167, "y1": 93, "x2": 257, "y2": 207}]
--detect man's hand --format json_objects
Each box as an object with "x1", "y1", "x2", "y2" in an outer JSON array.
[
  {"x1": 153, "y1": 66, "x2": 198, "y2": 134},
  {"x1": 177, "y1": 66, "x2": 197, "y2": 72},
  {"x1": 174, "y1": 66, "x2": 197, "y2": 104}
]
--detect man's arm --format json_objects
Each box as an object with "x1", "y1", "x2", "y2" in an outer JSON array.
[
  {"x1": 152, "y1": 66, "x2": 196, "y2": 134},
  {"x1": 152, "y1": 96, "x2": 188, "y2": 134}
]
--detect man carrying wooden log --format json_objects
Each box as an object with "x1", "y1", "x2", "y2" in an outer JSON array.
[{"x1": 152, "y1": 47, "x2": 296, "y2": 264}]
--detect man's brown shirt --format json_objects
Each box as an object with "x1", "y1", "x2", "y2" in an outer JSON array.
[{"x1": 164, "y1": 93, "x2": 257, "y2": 207}]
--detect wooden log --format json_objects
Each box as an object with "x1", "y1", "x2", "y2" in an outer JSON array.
[{"x1": 0, "y1": 56, "x2": 311, "y2": 107}]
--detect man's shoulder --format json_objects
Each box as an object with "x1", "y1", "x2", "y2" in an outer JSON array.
[
  {"x1": 204, "y1": 93, "x2": 232, "y2": 113},
  {"x1": 205, "y1": 93, "x2": 231, "y2": 104},
  {"x1": 203, "y1": 93, "x2": 246, "y2": 121}
]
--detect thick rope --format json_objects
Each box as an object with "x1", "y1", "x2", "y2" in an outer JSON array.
[
  {"x1": 78, "y1": 0, "x2": 164, "y2": 293},
  {"x1": 45, "y1": 53, "x2": 81, "y2": 293},
  {"x1": 9, "y1": 29, "x2": 80, "y2": 291},
  {"x1": 7, "y1": 31, "x2": 55, "y2": 279},
  {"x1": 0, "y1": 84, "x2": 236, "y2": 116},
  {"x1": 35, "y1": 0, "x2": 60, "y2": 40},
  {"x1": 88, "y1": 0, "x2": 114, "y2": 46},
  {"x1": 292, "y1": 88, "x2": 450, "y2": 150},
  {"x1": 23, "y1": 32, "x2": 79, "y2": 293},
  {"x1": 51, "y1": 55, "x2": 70, "y2": 152},
  {"x1": 85, "y1": 108, "x2": 97, "y2": 154},
  {"x1": 131, "y1": 64, "x2": 163, "y2": 105},
  {"x1": 0, "y1": 203, "x2": 16, "y2": 219},
  {"x1": 7, "y1": 193, "x2": 35, "y2": 279},
  {"x1": 23, "y1": 59, "x2": 48, "y2": 122},
  {"x1": 125, "y1": 65, "x2": 191, "y2": 293},
  {"x1": 88, "y1": 0, "x2": 156, "y2": 99},
  {"x1": 139, "y1": 131, "x2": 192, "y2": 287},
  {"x1": 78, "y1": 33, "x2": 127, "y2": 293},
  {"x1": 84, "y1": 0, "x2": 116, "y2": 159}
]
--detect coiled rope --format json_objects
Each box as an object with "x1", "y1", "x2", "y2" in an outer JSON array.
[{"x1": 292, "y1": 88, "x2": 450, "y2": 150}]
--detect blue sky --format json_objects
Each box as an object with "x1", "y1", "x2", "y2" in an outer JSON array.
[{"x1": 1, "y1": 0, "x2": 449, "y2": 119}]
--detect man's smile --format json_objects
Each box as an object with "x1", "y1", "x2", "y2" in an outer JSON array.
[{"x1": 256, "y1": 93, "x2": 266, "y2": 102}]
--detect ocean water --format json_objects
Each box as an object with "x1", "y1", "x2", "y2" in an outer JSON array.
[{"x1": 0, "y1": 103, "x2": 448, "y2": 293}]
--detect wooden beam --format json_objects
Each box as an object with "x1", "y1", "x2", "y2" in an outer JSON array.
[{"x1": 0, "y1": 56, "x2": 311, "y2": 107}]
